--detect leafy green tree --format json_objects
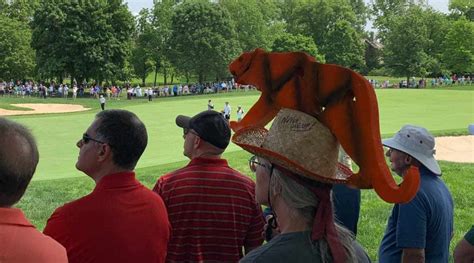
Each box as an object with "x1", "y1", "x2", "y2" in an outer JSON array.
[
  {"x1": 131, "y1": 9, "x2": 155, "y2": 85},
  {"x1": 278, "y1": 0, "x2": 305, "y2": 34},
  {"x1": 271, "y1": 33, "x2": 325, "y2": 62},
  {"x1": 371, "y1": 0, "x2": 425, "y2": 41},
  {"x1": 349, "y1": 0, "x2": 369, "y2": 32},
  {"x1": 1, "y1": 0, "x2": 39, "y2": 23},
  {"x1": 151, "y1": 0, "x2": 175, "y2": 85},
  {"x1": 449, "y1": 0, "x2": 474, "y2": 21},
  {"x1": 442, "y1": 17, "x2": 474, "y2": 73},
  {"x1": 0, "y1": 16, "x2": 35, "y2": 80},
  {"x1": 168, "y1": 1, "x2": 240, "y2": 82},
  {"x1": 382, "y1": 5, "x2": 435, "y2": 82},
  {"x1": 0, "y1": 0, "x2": 38, "y2": 80},
  {"x1": 285, "y1": 0, "x2": 365, "y2": 69},
  {"x1": 31, "y1": 0, "x2": 134, "y2": 83},
  {"x1": 424, "y1": 9, "x2": 450, "y2": 75},
  {"x1": 324, "y1": 20, "x2": 365, "y2": 70},
  {"x1": 0, "y1": 0, "x2": 7, "y2": 14},
  {"x1": 130, "y1": 45, "x2": 154, "y2": 85},
  {"x1": 219, "y1": 0, "x2": 280, "y2": 51}
]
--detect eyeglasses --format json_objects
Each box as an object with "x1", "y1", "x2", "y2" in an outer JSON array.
[
  {"x1": 82, "y1": 133, "x2": 106, "y2": 144},
  {"x1": 183, "y1": 128, "x2": 199, "y2": 138},
  {"x1": 249, "y1": 155, "x2": 271, "y2": 172}
]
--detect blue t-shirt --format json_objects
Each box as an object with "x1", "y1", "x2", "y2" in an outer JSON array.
[{"x1": 378, "y1": 166, "x2": 454, "y2": 263}]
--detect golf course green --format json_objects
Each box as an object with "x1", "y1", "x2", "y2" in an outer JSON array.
[{"x1": 2, "y1": 88, "x2": 473, "y2": 181}]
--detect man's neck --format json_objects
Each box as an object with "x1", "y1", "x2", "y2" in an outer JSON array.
[
  {"x1": 192, "y1": 153, "x2": 222, "y2": 159},
  {"x1": 90, "y1": 166, "x2": 131, "y2": 184}
]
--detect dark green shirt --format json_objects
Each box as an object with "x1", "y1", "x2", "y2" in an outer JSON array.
[{"x1": 240, "y1": 231, "x2": 371, "y2": 263}]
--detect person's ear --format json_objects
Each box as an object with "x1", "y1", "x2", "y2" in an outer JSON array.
[
  {"x1": 193, "y1": 135, "x2": 201, "y2": 149},
  {"x1": 404, "y1": 155, "x2": 412, "y2": 165},
  {"x1": 97, "y1": 144, "x2": 112, "y2": 162}
]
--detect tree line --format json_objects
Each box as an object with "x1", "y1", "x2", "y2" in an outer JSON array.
[{"x1": 0, "y1": 0, "x2": 472, "y2": 86}]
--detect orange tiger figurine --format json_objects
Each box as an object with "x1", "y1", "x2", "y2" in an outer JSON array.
[{"x1": 229, "y1": 48, "x2": 419, "y2": 204}]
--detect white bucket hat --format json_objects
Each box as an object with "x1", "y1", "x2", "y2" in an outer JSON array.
[{"x1": 382, "y1": 125, "x2": 441, "y2": 175}]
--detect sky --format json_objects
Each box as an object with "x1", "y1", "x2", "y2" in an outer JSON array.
[{"x1": 125, "y1": 0, "x2": 450, "y2": 15}]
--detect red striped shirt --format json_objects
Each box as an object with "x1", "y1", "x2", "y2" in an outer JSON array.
[{"x1": 154, "y1": 157, "x2": 264, "y2": 263}]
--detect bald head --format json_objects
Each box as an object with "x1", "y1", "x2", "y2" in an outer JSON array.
[{"x1": 0, "y1": 118, "x2": 39, "y2": 207}]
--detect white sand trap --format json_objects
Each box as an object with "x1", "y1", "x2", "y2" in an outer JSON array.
[
  {"x1": 0, "y1": 103, "x2": 90, "y2": 116},
  {"x1": 435, "y1": 135, "x2": 474, "y2": 163}
]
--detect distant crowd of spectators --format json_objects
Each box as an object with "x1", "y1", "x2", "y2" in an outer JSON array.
[
  {"x1": 1, "y1": 74, "x2": 472, "y2": 99},
  {"x1": 368, "y1": 74, "x2": 473, "y2": 89},
  {"x1": 0, "y1": 79, "x2": 256, "y2": 99}
]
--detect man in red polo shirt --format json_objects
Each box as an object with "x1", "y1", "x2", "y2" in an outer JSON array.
[
  {"x1": 44, "y1": 110, "x2": 170, "y2": 263},
  {"x1": 0, "y1": 118, "x2": 67, "y2": 262},
  {"x1": 154, "y1": 110, "x2": 264, "y2": 262}
]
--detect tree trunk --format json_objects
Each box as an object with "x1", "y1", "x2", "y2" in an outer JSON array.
[
  {"x1": 163, "y1": 66, "x2": 167, "y2": 85},
  {"x1": 199, "y1": 73, "x2": 203, "y2": 84},
  {"x1": 153, "y1": 68, "x2": 158, "y2": 87}
]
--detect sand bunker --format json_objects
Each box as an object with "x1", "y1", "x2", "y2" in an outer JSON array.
[
  {"x1": 0, "y1": 103, "x2": 90, "y2": 116},
  {"x1": 435, "y1": 135, "x2": 473, "y2": 163}
]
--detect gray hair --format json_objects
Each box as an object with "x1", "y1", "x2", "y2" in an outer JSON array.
[{"x1": 270, "y1": 168, "x2": 357, "y2": 262}]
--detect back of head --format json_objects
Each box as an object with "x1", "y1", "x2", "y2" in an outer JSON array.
[
  {"x1": 270, "y1": 168, "x2": 356, "y2": 262},
  {"x1": 176, "y1": 110, "x2": 231, "y2": 151},
  {"x1": 95, "y1": 110, "x2": 147, "y2": 170},
  {"x1": 0, "y1": 118, "x2": 39, "y2": 207}
]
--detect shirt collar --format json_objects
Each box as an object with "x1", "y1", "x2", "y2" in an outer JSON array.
[
  {"x1": 188, "y1": 157, "x2": 229, "y2": 167},
  {"x1": 94, "y1": 171, "x2": 139, "y2": 191},
  {"x1": 0, "y1": 207, "x2": 34, "y2": 227}
]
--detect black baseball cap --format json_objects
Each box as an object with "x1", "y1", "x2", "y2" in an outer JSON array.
[{"x1": 176, "y1": 110, "x2": 231, "y2": 149}]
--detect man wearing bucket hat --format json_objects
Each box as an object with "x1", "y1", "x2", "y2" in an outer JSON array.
[
  {"x1": 153, "y1": 110, "x2": 264, "y2": 262},
  {"x1": 234, "y1": 108, "x2": 370, "y2": 263},
  {"x1": 378, "y1": 125, "x2": 454, "y2": 263}
]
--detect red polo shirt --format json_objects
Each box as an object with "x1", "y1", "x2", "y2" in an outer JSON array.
[
  {"x1": 154, "y1": 157, "x2": 264, "y2": 262},
  {"x1": 44, "y1": 172, "x2": 170, "y2": 263},
  {"x1": 0, "y1": 207, "x2": 67, "y2": 262}
]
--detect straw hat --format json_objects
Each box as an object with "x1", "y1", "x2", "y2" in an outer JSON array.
[{"x1": 232, "y1": 108, "x2": 352, "y2": 183}]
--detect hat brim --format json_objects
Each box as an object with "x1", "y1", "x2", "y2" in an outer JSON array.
[
  {"x1": 383, "y1": 138, "x2": 441, "y2": 175},
  {"x1": 232, "y1": 127, "x2": 352, "y2": 184},
  {"x1": 176, "y1": 115, "x2": 191, "y2": 129}
]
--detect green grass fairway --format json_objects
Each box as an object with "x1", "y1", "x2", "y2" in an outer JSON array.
[{"x1": 2, "y1": 88, "x2": 473, "y2": 180}]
